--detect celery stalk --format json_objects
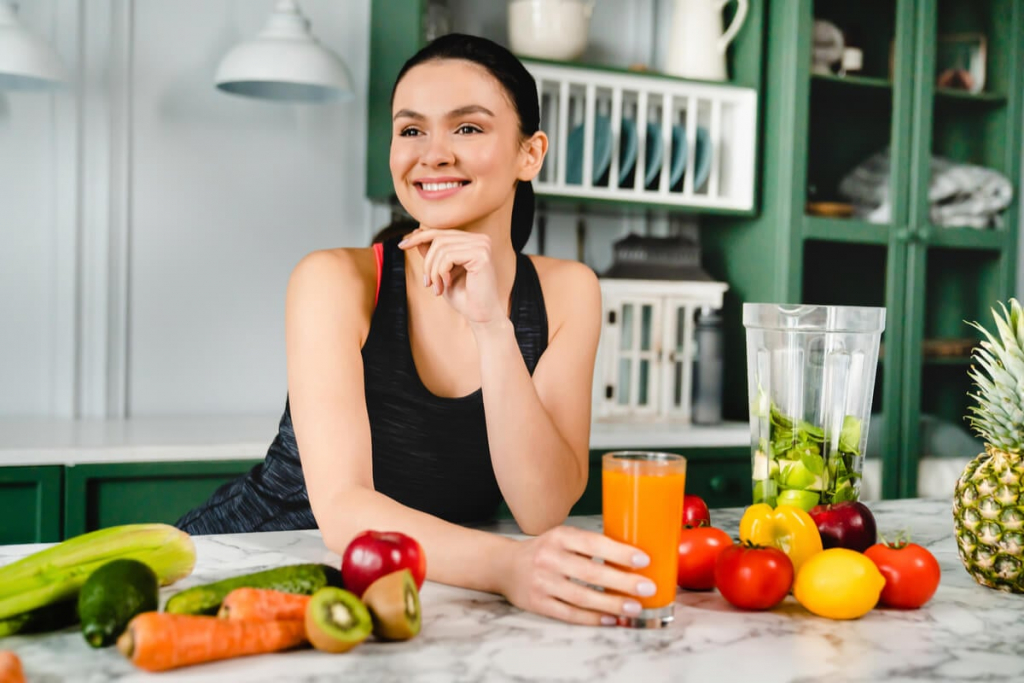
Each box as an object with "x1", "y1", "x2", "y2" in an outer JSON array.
[{"x1": 0, "y1": 523, "x2": 195, "y2": 620}]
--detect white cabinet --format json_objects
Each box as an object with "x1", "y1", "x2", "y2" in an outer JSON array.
[{"x1": 593, "y1": 279, "x2": 728, "y2": 424}]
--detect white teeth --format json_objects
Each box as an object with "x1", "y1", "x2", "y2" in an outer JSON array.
[{"x1": 420, "y1": 181, "x2": 462, "y2": 192}]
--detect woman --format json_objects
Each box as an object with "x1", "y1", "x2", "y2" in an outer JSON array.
[{"x1": 178, "y1": 33, "x2": 655, "y2": 626}]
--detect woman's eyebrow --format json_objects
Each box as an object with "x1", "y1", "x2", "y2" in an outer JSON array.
[{"x1": 392, "y1": 105, "x2": 495, "y2": 122}]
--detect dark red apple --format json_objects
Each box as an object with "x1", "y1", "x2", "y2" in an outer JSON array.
[
  {"x1": 341, "y1": 530, "x2": 427, "y2": 597},
  {"x1": 682, "y1": 494, "x2": 711, "y2": 528},
  {"x1": 808, "y1": 501, "x2": 878, "y2": 553}
]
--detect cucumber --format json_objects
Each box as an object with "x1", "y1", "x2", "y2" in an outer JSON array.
[
  {"x1": 0, "y1": 599, "x2": 79, "y2": 638},
  {"x1": 78, "y1": 559, "x2": 159, "y2": 648},
  {"x1": 164, "y1": 564, "x2": 343, "y2": 616}
]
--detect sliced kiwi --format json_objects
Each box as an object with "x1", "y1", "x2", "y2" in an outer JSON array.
[
  {"x1": 304, "y1": 587, "x2": 372, "y2": 653},
  {"x1": 362, "y1": 569, "x2": 422, "y2": 641}
]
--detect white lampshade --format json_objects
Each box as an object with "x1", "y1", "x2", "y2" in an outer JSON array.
[
  {"x1": 215, "y1": 0, "x2": 353, "y2": 104},
  {"x1": 0, "y1": 1, "x2": 69, "y2": 91}
]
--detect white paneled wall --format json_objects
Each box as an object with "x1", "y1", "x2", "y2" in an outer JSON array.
[{"x1": 0, "y1": 0, "x2": 373, "y2": 418}]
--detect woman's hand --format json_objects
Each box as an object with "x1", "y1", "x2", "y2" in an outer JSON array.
[
  {"x1": 498, "y1": 526, "x2": 658, "y2": 626},
  {"x1": 398, "y1": 229, "x2": 505, "y2": 327}
]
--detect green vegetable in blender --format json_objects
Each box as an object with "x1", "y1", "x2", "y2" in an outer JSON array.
[{"x1": 752, "y1": 393, "x2": 863, "y2": 506}]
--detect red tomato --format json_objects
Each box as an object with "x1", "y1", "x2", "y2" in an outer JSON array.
[
  {"x1": 714, "y1": 543, "x2": 794, "y2": 610},
  {"x1": 341, "y1": 530, "x2": 427, "y2": 597},
  {"x1": 864, "y1": 541, "x2": 940, "y2": 609},
  {"x1": 682, "y1": 494, "x2": 711, "y2": 528},
  {"x1": 678, "y1": 526, "x2": 734, "y2": 590}
]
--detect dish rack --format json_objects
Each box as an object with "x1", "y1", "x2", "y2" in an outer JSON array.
[{"x1": 524, "y1": 61, "x2": 758, "y2": 212}]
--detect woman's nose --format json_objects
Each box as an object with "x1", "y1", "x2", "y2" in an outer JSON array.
[{"x1": 420, "y1": 135, "x2": 454, "y2": 167}]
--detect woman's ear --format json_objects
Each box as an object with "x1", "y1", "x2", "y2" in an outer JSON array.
[{"x1": 517, "y1": 131, "x2": 549, "y2": 182}]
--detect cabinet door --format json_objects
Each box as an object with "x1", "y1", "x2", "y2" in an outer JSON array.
[
  {"x1": 0, "y1": 467, "x2": 62, "y2": 544},
  {"x1": 896, "y1": 0, "x2": 1023, "y2": 497},
  {"x1": 662, "y1": 299, "x2": 697, "y2": 422},
  {"x1": 64, "y1": 461, "x2": 261, "y2": 537},
  {"x1": 596, "y1": 297, "x2": 663, "y2": 418}
]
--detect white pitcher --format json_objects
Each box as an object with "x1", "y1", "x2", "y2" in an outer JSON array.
[{"x1": 665, "y1": 0, "x2": 749, "y2": 81}]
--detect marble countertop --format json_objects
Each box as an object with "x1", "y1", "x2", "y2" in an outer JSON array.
[
  {"x1": 3, "y1": 498, "x2": 1023, "y2": 682},
  {"x1": 0, "y1": 416, "x2": 749, "y2": 467}
]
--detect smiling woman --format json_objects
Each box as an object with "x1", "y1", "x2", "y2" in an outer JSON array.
[{"x1": 175, "y1": 33, "x2": 654, "y2": 628}]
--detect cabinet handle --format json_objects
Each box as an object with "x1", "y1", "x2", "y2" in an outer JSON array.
[
  {"x1": 710, "y1": 475, "x2": 728, "y2": 493},
  {"x1": 916, "y1": 225, "x2": 933, "y2": 243},
  {"x1": 894, "y1": 228, "x2": 911, "y2": 243}
]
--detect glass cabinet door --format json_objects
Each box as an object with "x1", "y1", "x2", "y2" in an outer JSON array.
[{"x1": 600, "y1": 297, "x2": 663, "y2": 416}]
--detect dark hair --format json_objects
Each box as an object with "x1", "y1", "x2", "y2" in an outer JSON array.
[{"x1": 391, "y1": 33, "x2": 538, "y2": 252}]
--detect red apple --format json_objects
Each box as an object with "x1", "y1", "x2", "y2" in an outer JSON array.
[
  {"x1": 808, "y1": 501, "x2": 878, "y2": 553},
  {"x1": 682, "y1": 494, "x2": 711, "y2": 528},
  {"x1": 341, "y1": 530, "x2": 427, "y2": 597}
]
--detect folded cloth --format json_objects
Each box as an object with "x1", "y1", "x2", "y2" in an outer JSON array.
[{"x1": 838, "y1": 148, "x2": 1014, "y2": 228}]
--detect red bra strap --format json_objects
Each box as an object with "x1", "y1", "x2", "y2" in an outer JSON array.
[{"x1": 372, "y1": 242, "x2": 384, "y2": 307}]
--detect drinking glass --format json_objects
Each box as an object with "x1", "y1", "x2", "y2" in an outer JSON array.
[{"x1": 602, "y1": 451, "x2": 687, "y2": 628}]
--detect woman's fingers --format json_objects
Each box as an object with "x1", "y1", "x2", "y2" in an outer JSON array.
[
  {"x1": 552, "y1": 552, "x2": 656, "y2": 599},
  {"x1": 555, "y1": 526, "x2": 650, "y2": 570},
  {"x1": 545, "y1": 573, "x2": 644, "y2": 621},
  {"x1": 536, "y1": 597, "x2": 610, "y2": 627}
]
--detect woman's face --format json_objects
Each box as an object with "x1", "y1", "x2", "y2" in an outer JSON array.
[{"x1": 390, "y1": 59, "x2": 545, "y2": 231}]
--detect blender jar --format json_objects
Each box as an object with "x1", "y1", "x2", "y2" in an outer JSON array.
[{"x1": 743, "y1": 304, "x2": 885, "y2": 509}]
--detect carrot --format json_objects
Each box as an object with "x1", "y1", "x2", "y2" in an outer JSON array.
[
  {"x1": 0, "y1": 651, "x2": 25, "y2": 683},
  {"x1": 117, "y1": 612, "x2": 306, "y2": 672},
  {"x1": 218, "y1": 588, "x2": 311, "y2": 622}
]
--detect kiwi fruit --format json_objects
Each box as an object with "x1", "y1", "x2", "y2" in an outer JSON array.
[
  {"x1": 304, "y1": 587, "x2": 372, "y2": 653},
  {"x1": 361, "y1": 569, "x2": 422, "y2": 641}
]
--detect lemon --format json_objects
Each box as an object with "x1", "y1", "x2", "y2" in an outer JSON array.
[{"x1": 794, "y1": 548, "x2": 885, "y2": 620}]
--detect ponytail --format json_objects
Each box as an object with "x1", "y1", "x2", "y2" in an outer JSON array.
[{"x1": 511, "y1": 180, "x2": 535, "y2": 252}]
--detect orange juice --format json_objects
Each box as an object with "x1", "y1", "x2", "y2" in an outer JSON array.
[{"x1": 602, "y1": 454, "x2": 686, "y2": 612}]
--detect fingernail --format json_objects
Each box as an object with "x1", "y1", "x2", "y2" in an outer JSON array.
[
  {"x1": 632, "y1": 553, "x2": 650, "y2": 568},
  {"x1": 636, "y1": 581, "x2": 656, "y2": 597},
  {"x1": 423, "y1": 274, "x2": 430, "y2": 287},
  {"x1": 600, "y1": 615, "x2": 617, "y2": 626},
  {"x1": 623, "y1": 601, "x2": 642, "y2": 616},
  {"x1": 434, "y1": 283, "x2": 441, "y2": 296},
  {"x1": 398, "y1": 239, "x2": 408, "y2": 248}
]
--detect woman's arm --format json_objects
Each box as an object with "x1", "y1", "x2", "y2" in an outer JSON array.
[
  {"x1": 286, "y1": 249, "x2": 511, "y2": 593},
  {"x1": 400, "y1": 231, "x2": 601, "y2": 535},
  {"x1": 286, "y1": 247, "x2": 650, "y2": 625}
]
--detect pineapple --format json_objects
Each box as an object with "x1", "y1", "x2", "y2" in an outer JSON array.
[{"x1": 953, "y1": 298, "x2": 1024, "y2": 593}]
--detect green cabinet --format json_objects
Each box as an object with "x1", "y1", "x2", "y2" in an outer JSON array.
[
  {"x1": 0, "y1": 466, "x2": 62, "y2": 544},
  {"x1": 63, "y1": 461, "x2": 261, "y2": 538},
  {"x1": 703, "y1": 0, "x2": 1023, "y2": 499}
]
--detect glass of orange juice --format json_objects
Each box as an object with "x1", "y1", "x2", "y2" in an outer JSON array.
[{"x1": 602, "y1": 451, "x2": 687, "y2": 628}]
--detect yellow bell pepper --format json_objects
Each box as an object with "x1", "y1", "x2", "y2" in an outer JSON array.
[{"x1": 739, "y1": 504, "x2": 823, "y2": 575}]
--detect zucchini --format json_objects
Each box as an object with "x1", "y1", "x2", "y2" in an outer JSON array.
[
  {"x1": 165, "y1": 564, "x2": 342, "y2": 616},
  {"x1": 0, "y1": 599, "x2": 78, "y2": 638}
]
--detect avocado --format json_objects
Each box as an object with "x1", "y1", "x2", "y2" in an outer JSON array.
[{"x1": 78, "y1": 558, "x2": 159, "y2": 648}]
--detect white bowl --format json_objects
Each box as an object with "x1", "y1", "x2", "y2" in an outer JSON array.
[{"x1": 507, "y1": 0, "x2": 594, "y2": 62}]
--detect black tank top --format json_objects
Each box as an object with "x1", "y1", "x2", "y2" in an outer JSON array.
[{"x1": 361, "y1": 238, "x2": 549, "y2": 524}]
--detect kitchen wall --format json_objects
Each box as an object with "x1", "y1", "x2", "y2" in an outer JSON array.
[
  {"x1": 2, "y1": 0, "x2": 377, "y2": 418},
  {"x1": 2, "y1": 1, "x2": 1022, "y2": 419}
]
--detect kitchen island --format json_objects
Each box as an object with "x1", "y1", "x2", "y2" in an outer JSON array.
[{"x1": 2, "y1": 498, "x2": 1022, "y2": 682}]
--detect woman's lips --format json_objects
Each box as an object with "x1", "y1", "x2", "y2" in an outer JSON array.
[{"x1": 414, "y1": 179, "x2": 468, "y2": 200}]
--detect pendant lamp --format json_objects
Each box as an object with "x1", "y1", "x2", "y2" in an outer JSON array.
[
  {"x1": 0, "y1": 1, "x2": 69, "y2": 91},
  {"x1": 214, "y1": 0, "x2": 353, "y2": 104}
]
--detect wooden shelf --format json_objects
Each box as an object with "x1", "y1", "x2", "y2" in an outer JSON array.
[
  {"x1": 802, "y1": 215, "x2": 889, "y2": 245},
  {"x1": 927, "y1": 227, "x2": 1009, "y2": 251},
  {"x1": 935, "y1": 88, "x2": 1008, "y2": 105},
  {"x1": 811, "y1": 73, "x2": 892, "y2": 90}
]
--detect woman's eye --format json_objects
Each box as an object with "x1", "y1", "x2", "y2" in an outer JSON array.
[
  {"x1": 399, "y1": 128, "x2": 422, "y2": 137},
  {"x1": 456, "y1": 125, "x2": 482, "y2": 134}
]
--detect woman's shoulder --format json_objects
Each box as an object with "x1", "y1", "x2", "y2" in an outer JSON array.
[
  {"x1": 526, "y1": 254, "x2": 601, "y2": 336},
  {"x1": 287, "y1": 247, "x2": 379, "y2": 326},
  {"x1": 527, "y1": 254, "x2": 600, "y2": 296}
]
